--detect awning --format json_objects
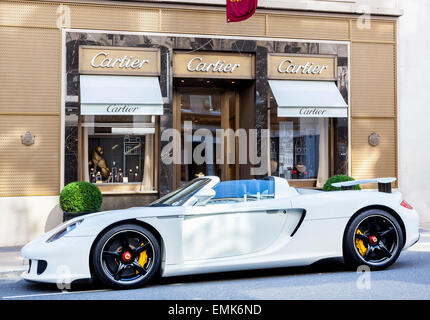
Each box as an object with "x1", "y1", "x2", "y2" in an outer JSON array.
[
  {"x1": 269, "y1": 80, "x2": 348, "y2": 118},
  {"x1": 80, "y1": 75, "x2": 163, "y2": 115}
]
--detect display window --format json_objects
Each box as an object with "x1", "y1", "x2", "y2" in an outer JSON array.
[
  {"x1": 269, "y1": 95, "x2": 348, "y2": 188},
  {"x1": 80, "y1": 114, "x2": 157, "y2": 192}
]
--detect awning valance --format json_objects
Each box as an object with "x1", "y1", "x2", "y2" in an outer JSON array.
[
  {"x1": 80, "y1": 75, "x2": 163, "y2": 116},
  {"x1": 269, "y1": 80, "x2": 348, "y2": 118}
]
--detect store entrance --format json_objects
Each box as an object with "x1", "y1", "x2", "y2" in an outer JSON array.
[{"x1": 173, "y1": 79, "x2": 252, "y2": 188}]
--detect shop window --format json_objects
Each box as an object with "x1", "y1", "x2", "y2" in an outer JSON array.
[
  {"x1": 81, "y1": 115, "x2": 156, "y2": 192},
  {"x1": 269, "y1": 96, "x2": 348, "y2": 188}
]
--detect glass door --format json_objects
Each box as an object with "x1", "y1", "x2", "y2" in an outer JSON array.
[{"x1": 173, "y1": 88, "x2": 239, "y2": 188}]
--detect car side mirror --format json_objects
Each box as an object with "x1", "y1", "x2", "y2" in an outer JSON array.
[{"x1": 194, "y1": 188, "x2": 216, "y2": 206}]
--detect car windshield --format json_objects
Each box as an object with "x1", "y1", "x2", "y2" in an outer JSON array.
[
  {"x1": 207, "y1": 178, "x2": 275, "y2": 204},
  {"x1": 149, "y1": 178, "x2": 211, "y2": 207}
]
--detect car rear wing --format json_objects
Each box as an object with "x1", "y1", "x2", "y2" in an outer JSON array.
[{"x1": 331, "y1": 177, "x2": 397, "y2": 193}]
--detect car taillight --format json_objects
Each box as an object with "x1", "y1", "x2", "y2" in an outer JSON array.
[{"x1": 401, "y1": 200, "x2": 413, "y2": 210}]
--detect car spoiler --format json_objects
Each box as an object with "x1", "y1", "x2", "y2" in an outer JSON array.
[{"x1": 331, "y1": 177, "x2": 397, "y2": 193}]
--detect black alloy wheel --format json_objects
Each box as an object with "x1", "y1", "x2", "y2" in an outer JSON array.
[
  {"x1": 92, "y1": 224, "x2": 161, "y2": 289},
  {"x1": 343, "y1": 209, "x2": 404, "y2": 271}
]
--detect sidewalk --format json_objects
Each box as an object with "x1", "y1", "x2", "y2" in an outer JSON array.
[{"x1": 0, "y1": 247, "x2": 27, "y2": 278}]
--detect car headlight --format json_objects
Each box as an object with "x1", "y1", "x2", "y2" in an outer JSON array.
[{"x1": 46, "y1": 219, "x2": 83, "y2": 243}]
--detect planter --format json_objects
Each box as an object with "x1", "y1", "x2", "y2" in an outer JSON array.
[{"x1": 63, "y1": 210, "x2": 98, "y2": 222}]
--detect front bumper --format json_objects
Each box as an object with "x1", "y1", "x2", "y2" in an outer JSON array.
[{"x1": 21, "y1": 235, "x2": 96, "y2": 284}]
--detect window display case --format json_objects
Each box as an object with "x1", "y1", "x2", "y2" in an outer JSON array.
[
  {"x1": 82, "y1": 114, "x2": 156, "y2": 193},
  {"x1": 269, "y1": 94, "x2": 348, "y2": 188}
]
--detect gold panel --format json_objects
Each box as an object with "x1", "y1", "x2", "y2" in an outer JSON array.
[
  {"x1": 351, "y1": 118, "x2": 397, "y2": 184},
  {"x1": 0, "y1": 1, "x2": 57, "y2": 28},
  {"x1": 96, "y1": 183, "x2": 155, "y2": 194},
  {"x1": 0, "y1": 115, "x2": 60, "y2": 196},
  {"x1": 79, "y1": 46, "x2": 161, "y2": 75},
  {"x1": 289, "y1": 180, "x2": 317, "y2": 188},
  {"x1": 173, "y1": 51, "x2": 255, "y2": 79},
  {"x1": 351, "y1": 43, "x2": 395, "y2": 117},
  {"x1": 268, "y1": 15, "x2": 349, "y2": 40},
  {"x1": 0, "y1": 27, "x2": 60, "y2": 114},
  {"x1": 69, "y1": 4, "x2": 159, "y2": 32},
  {"x1": 351, "y1": 20, "x2": 395, "y2": 43},
  {"x1": 161, "y1": 9, "x2": 266, "y2": 37},
  {"x1": 268, "y1": 54, "x2": 337, "y2": 80}
]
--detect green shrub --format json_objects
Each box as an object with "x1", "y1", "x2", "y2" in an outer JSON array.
[
  {"x1": 322, "y1": 174, "x2": 361, "y2": 191},
  {"x1": 60, "y1": 181, "x2": 103, "y2": 213}
]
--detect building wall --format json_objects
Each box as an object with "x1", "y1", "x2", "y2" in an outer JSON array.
[
  {"x1": 144, "y1": 0, "x2": 401, "y2": 16},
  {"x1": 0, "y1": 196, "x2": 61, "y2": 247},
  {"x1": 397, "y1": 0, "x2": 430, "y2": 226},
  {"x1": 0, "y1": 0, "x2": 400, "y2": 246}
]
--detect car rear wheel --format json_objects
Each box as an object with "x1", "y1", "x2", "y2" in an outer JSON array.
[
  {"x1": 343, "y1": 209, "x2": 404, "y2": 271},
  {"x1": 91, "y1": 224, "x2": 161, "y2": 289}
]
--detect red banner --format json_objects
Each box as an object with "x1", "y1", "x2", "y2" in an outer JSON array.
[{"x1": 226, "y1": 0, "x2": 258, "y2": 23}]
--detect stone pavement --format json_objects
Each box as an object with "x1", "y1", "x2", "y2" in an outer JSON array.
[{"x1": 0, "y1": 246, "x2": 27, "y2": 278}]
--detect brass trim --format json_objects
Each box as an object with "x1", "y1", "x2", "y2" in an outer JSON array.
[
  {"x1": 172, "y1": 51, "x2": 256, "y2": 80},
  {"x1": 78, "y1": 46, "x2": 161, "y2": 75},
  {"x1": 351, "y1": 40, "x2": 396, "y2": 44},
  {"x1": 0, "y1": 112, "x2": 60, "y2": 116},
  {"x1": 393, "y1": 20, "x2": 399, "y2": 187},
  {"x1": 265, "y1": 14, "x2": 269, "y2": 37},
  {"x1": 0, "y1": 191, "x2": 61, "y2": 198},
  {"x1": 100, "y1": 191, "x2": 159, "y2": 195},
  {"x1": 268, "y1": 53, "x2": 338, "y2": 81}
]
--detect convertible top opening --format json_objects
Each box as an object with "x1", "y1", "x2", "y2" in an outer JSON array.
[{"x1": 212, "y1": 179, "x2": 275, "y2": 202}]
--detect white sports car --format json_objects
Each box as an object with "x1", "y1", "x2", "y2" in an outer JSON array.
[{"x1": 22, "y1": 176, "x2": 420, "y2": 289}]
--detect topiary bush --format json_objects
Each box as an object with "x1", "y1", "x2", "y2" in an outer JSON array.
[
  {"x1": 323, "y1": 174, "x2": 361, "y2": 191},
  {"x1": 60, "y1": 181, "x2": 103, "y2": 213}
]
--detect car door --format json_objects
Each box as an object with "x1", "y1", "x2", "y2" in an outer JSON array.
[{"x1": 181, "y1": 198, "x2": 292, "y2": 261}]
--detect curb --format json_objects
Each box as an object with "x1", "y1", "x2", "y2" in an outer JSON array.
[{"x1": 0, "y1": 268, "x2": 27, "y2": 279}]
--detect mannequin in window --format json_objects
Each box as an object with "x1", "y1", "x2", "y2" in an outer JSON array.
[{"x1": 89, "y1": 146, "x2": 111, "y2": 181}]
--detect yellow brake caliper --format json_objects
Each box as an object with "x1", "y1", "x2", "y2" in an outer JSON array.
[
  {"x1": 136, "y1": 244, "x2": 148, "y2": 274},
  {"x1": 356, "y1": 230, "x2": 367, "y2": 256}
]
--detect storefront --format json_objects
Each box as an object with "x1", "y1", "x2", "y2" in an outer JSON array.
[
  {"x1": 64, "y1": 34, "x2": 351, "y2": 208},
  {"x1": 0, "y1": 0, "x2": 399, "y2": 246}
]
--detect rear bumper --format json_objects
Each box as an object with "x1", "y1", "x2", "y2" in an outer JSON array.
[{"x1": 399, "y1": 207, "x2": 420, "y2": 250}]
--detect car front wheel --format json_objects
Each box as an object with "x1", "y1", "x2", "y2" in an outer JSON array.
[
  {"x1": 91, "y1": 224, "x2": 161, "y2": 289},
  {"x1": 343, "y1": 209, "x2": 404, "y2": 271}
]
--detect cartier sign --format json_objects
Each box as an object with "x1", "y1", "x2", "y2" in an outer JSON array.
[
  {"x1": 173, "y1": 52, "x2": 255, "y2": 79},
  {"x1": 80, "y1": 104, "x2": 159, "y2": 115},
  {"x1": 268, "y1": 54, "x2": 337, "y2": 80},
  {"x1": 79, "y1": 46, "x2": 160, "y2": 76}
]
